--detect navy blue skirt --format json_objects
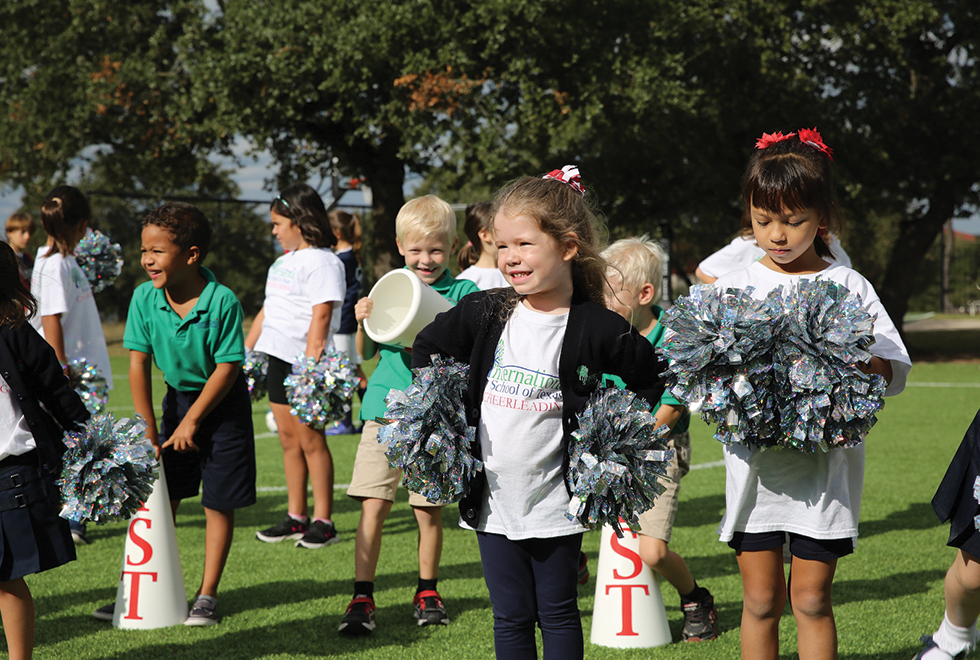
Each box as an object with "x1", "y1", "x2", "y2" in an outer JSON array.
[{"x1": 0, "y1": 453, "x2": 75, "y2": 581}]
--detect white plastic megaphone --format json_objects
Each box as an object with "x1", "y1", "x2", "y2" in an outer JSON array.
[
  {"x1": 590, "y1": 523, "x2": 672, "y2": 648},
  {"x1": 363, "y1": 269, "x2": 453, "y2": 348},
  {"x1": 112, "y1": 462, "x2": 188, "y2": 629}
]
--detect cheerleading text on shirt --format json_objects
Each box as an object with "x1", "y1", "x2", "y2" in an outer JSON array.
[{"x1": 483, "y1": 362, "x2": 562, "y2": 413}]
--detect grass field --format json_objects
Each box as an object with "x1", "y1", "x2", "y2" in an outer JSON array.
[{"x1": 17, "y1": 355, "x2": 980, "y2": 659}]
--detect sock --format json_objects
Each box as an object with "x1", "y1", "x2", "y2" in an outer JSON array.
[
  {"x1": 680, "y1": 582, "x2": 707, "y2": 604},
  {"x1": 312, "y1": 517, "x2": 332, "y2": 526},
  {"x1": 417, "y1": 578, "x2": 438, "y2": 594},
  {"x1": 354, "y1": 581, "x2": 374, "y2": 599},
  {"x1": 195, "y1": 594, "x2": 217, "y2": 607},
  {"x1": 934, "y1": 612, "x2": 979, "y2": 656},
  {"x1": 288, "y1": 512, "x2": 309, "y2": 523}
]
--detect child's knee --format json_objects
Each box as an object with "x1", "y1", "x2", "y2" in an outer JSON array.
[
  {"x1": 789, "y1": 583, "x2": 832, "y2": 621},
  {"x1": 639, "y1": 536, "x2": 669, "y2": 569},
  {"x1": 743, "y1": 587, "x2": 786, "y2": 621}
]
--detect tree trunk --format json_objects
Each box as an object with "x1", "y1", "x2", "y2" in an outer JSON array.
[
  {"x1": 354, "y1": 139, "x2": 406, "y2": 286},
  {"x1": 878, "y1": 191, "x2": 955, "y2": 335},
  {"x1": 941, "y1": 218, "x2": 953, "y2": 314}
]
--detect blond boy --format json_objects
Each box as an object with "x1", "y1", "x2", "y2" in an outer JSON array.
[
  {"x1": 339, "y1": 195, "x2": 480, "y2": 636},
  {"x1": 602, "y1": 235, "x2": 719, "y2": 643},
  {"x1": 6, "y1": 212, "x2": 35, "y2": 285}
]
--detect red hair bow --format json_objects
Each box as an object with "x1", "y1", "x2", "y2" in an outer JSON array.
[
  {"x1": 755, "y1": 131, "x2": 796, "y2": 150},
  {"x1": 543, "y1": 165, "x2": 585, "y2": 197},
  {"x1": 797, "y1": 127, "x2": 834, "y2": 160}
]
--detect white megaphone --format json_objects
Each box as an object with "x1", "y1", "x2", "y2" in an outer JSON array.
[
  {"x1": 590, "y1": 523, "x2": 672, "y2": 648},
  {"x1": 363, "y1": 269, "x2": 454, "y2": 348}
]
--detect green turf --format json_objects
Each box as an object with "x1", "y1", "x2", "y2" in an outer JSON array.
[{"x1": 18, "y1": 359, "x2": 980, "y2": 659}]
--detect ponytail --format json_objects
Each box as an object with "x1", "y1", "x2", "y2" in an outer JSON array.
[
  {"x1": 457, "y1": 201, "x2": 492, "y2": 271},
  {"x1": 328, "y1": 209, "x2": 363, "y2": 259},
  {"x1": 41, "y1": 186, "x2": 90, "y2": 258}
]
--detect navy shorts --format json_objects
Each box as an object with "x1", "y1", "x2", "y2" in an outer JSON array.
[
  {"x1": 161, "y1": 374, "x2": 256, "y2": 510},
  {"x1": 266, "y1": 356, "x2": 291, "y2": 406},
  {"x1": 728, "y1": 531, "x2": 854, "y2": 561}
]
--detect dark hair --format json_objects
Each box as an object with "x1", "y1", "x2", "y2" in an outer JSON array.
[
  {"x1": 740, "y1": 137, "x2": 844, "y2": 259},
  {"x1": 457, "y1": 201, "x2": 493, "y2": 271},
  {"x1": 41, "y1": 185, "x2": 90, "y2": 258},
  {"x1": 0, "y1": 242, "x2": 36, "y2": 327},
  {"x1": 6, "y1": 212, "x2": 35, "y2": 233},
  {"x1": 142, "y1": 202, "x2": 213, "y2": 262},
  {"x1": 491, "y1": 175, "x2": 608, "y2": 307},
  {"x1": 328, "y1": 209, "x2": 362, "y2": 259},
  {"x1": 271, "y1": 184, "x2": 336, "y2": 249}
]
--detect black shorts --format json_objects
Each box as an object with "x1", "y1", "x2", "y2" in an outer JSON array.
[
  {"x1": 728, "y1": 531, "x2": 854, "y2": 561},
  {"x1": 267, "y1": 356, "x2": 291, "y2": 406},
  {"x1": 161, "y1": 374, "x2": 256, "y2": 510}
]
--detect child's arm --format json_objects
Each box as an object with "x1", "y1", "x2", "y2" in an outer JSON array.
[
  {"x1": 40, "y1": 313, "x2": 68, "y2": 368},
  {"x1": 355, "y1": 296, "x2": 377, "y2": 360},
  {"x1": 859, "y1": 356, "x2": 894, "y2": 384},
  {"x1": 306, "y1": 302, "x2": 332, "y2": 360},
  {"x1": 244, "y1": 307, "x2": 264, "y2": 350},
  {"x1": 161, "y1": 362, "x2": 240, "y2": 453},
  {"x1": 129, "y1": 350, "x2": 159, "y2": 449},
  {"x1": 653, "y1": 403, "x2": 686, "y2": 431}
]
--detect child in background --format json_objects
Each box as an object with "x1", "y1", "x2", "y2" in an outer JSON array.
[
  {"x1": 338, "y1": 195, "x2": 479, "y2": 636},
  {"x1": 412, "y1": 167, "x2": 666, "y2": 660},
  {"x1": 30, "y1": 186, "x2": 113, "y2": 546},
  {"x1": 247, "y1": 184, "x2": 346, "y2": 548},
  {"x1": 602, "y1": 235, "x2": 718, "y2": 643},
  {"x1": 914, "y1": 409, "x2": 980, "y2": 660},
  {"x1": 456, "y1": 201, "x2": 508, "y2": 290},
  {"x1": 114, "y1": 202, "x2": 256, "y2": 625},
  {"x1": 0, "y1": 242, "x2": 88, "y2": 660},
  {"x1": 324, "y1": 209, "x2": 367, "y2": 436},
  {"x1": 714, "y1": 130, "x2": 911, "y2": 660},
  {"x1": 5, "y1": 213, "x2": 35, "y2": 287}
]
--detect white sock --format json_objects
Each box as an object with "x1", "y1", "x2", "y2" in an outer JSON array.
[{"x1": 933, "y1": 612, "x2": 979, "y2": 656}]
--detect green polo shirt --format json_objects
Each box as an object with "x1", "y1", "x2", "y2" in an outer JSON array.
[
  {"x1": 124, "y1": 267, "x2": 246, "y2": 392},
  {"x1": 603, "y1": 305, "x2": 690, "y2": 434},
  {"x1": 360, "y1": 269, "x2": 480, "y2": 421}
]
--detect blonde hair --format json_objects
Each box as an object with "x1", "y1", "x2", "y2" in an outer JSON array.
[
  {"x1": 601, "y1": 235, "x2": 667, "y2": 298},
  {"x1": 395, "y1": 195, "x2": 456, "y2": 245},
  {"x1": 491, "y1": 175, "x2": 608, "y2": 306}
]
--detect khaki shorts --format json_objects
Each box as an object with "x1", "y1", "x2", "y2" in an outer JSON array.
[
  {"x1": 347, "y1": 420, "x2": 436, "y2": 507},
  {"x1": 635, "y1": 430, "x2": 691, "y2": 543}
]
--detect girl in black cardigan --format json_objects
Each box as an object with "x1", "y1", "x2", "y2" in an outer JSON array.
[
  {"x1": 413, "y1": 167, "x2": 665, "y2": 660},
  {"x1": 0, "y1": 242, "x2": 88, "y2": 660}
]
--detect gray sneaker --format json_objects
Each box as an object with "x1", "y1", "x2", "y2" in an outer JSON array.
[{"x1": 184, "y1": 595, "x2": 218, "y2": 626}]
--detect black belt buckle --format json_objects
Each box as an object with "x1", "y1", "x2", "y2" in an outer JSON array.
[
  {"x1": 10, "y1": 473, "x2": 22, "y2": 489},
  {"x1": 13, "y1": 493, "x2": 26, "y2": 509}
]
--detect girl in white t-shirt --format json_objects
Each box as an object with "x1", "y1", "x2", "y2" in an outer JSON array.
[
  {"x1": 30, "y1": 186, "x2": 113, "y2": 546},
  {"x1": 413, "y1": 167, "x2": 665, "y2": 659},
  {"x1": 245, "y1": 184, "x2": 346, "y2": 549},
  {"x1": 456, "y1": 201, "x2": 508, "y2": 290},
  {"x1": 714, "y1": 129, "x2": 911, "y2": 660}
]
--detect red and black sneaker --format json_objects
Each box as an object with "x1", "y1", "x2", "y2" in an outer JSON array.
[
  {"x1": 413, "y1": 590, "x2": 450, "y2": 627},
  {"x1": 681, "y1": 590, "x2": 719, "y2": 642},
  {"x1": 338, "y1": 596, "x2": 376, "y2": 636}
]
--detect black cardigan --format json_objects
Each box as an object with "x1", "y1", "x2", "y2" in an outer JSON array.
[
  {"x1": 0, "y1": 322, "x2": 89, "y2": 472},
  {"x1": 413, "y1": 289, "x2": 666, "y2": 528},
  {"x1": 933, "y1": 408, "x2": 980, "y2": 547}
]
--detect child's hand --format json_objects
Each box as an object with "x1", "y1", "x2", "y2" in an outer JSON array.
[
  {"x1": 162, "y1": 419, "x2": 200, "y2": 453},
  {"x1": 355, "y1": 297, "x2": 373, "y2": 324},
  {"x1": 858, "y1": 356, "x2": 894, "y2": 384}
]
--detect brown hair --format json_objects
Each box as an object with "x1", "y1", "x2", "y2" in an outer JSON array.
[
  {"x1": 6, "y1": 212, "x2": 35, "y2": 234},
  {"x1": 142, "y1": 202, "x2": 214, "y2": 262},
  {"x1": 491, "y1": 174, "x2": 608, "y2": 307},
  {"x1": 457, "y1": 201, "x2": 493, "y2": 271},
  {"x1": 740, "y1": 137, "x2": 845, "y2": 259},
  {"x1": 0, "y1": 242, "x2": 36, "y2": 327},
  {"x1": 328, "y1": 209, "x2": 362, "y2": 259},
  {"x1": 272, "y1": 183, "x2": 336, "y2": 249},
  {"x1": 41, "y1": 186, "x2": 90, "y2": 258}
]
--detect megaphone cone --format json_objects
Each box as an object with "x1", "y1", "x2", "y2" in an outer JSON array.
[
  {"x1": 112, "y1": 462, "x2": 187, "y2": 629},
  {"x1": 590, "y1": 523, "x2": 672, "y2": 648},
  {"x1": 363, "y1": 269, "x2": 454, "y2": 348}
]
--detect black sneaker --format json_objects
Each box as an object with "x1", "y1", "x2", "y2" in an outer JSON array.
[
  {"x1": 93, "y1": 603, "x2": 114, "y2": 622},
  {"x1": 295, "y1": 520, "x2": 339, "y2": 549},
  {"x1": 184, "y1": 595, "x2": 218, "y2": 626},
  {"x1": 413, "y1": 589, "x2": 450, "y2": 627},
  {"x1": 681, "y1": 590, "x2": 719, "y2": 642},
  {"x1": 338, "y1": 596, "x2": 376, "y2": 636},
  {"x1": 912, "y1": 635, "x2": 965, "y2": 660},
  {"x1": 255, "y1": 516, "x2": 308, "y2": 543}
]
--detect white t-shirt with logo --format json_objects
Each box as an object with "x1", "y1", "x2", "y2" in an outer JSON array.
[
  {"x1": 475, "y1": 302, "x2": 585, "y2": 540},
  {"x1": 254, "y1": 248, "x2": 346, "y2": 363},
  {"x1": 0, "y1": 373, "x2": 36, "y2": 461},
  {"x1": 30, "y1": 249, "x2": 113, "y2": 389}
]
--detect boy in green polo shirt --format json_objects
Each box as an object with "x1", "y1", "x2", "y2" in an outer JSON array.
[
  {"x1": 98, "y1": 202, "x2": 256, "y2": 626},
  {"x1": 338, "y1": 195, "x2": 479, "y2": 636},
  {"x1": 602, "y1": 236, "x2": 719, "y2": 643}
]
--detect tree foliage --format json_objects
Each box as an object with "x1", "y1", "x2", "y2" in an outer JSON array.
[{"x1": 2, "y1": 0, "x2": 978, "y2": 327}]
